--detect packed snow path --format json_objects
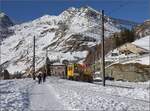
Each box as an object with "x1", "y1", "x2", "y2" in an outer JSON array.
[
  {"x1": 0, "y1": 78, "x2": 66, "y2": 110},
  {"x1": 0, "y1": 77, "x2": 150, "y2": 110},
  {"x1": 29, "y1": 82, "x2": 65, "y2": 110}
]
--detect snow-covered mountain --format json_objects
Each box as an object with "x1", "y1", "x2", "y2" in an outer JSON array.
[
  {"x1": 1, "y1": 6, "x2": 122, "y2": 74},
  {"x1": 0, "y1": 12, "x2": 14, "y2": 39}
]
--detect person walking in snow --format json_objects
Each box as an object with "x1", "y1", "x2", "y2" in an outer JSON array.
[
  {"x1": 37, "y1": 72, "x2": 42, "y2": 84},
  {"x1": 43, "y1": 72, "x2": 46, "y2": 82}
]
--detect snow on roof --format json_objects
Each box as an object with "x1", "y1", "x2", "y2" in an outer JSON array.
[{"x1": 132, "y1": 36, "x2": 150, "y2": 51}]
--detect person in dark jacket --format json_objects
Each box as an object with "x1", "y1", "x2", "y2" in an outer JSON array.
[
  {"x1": 43, "y1": 72, "x2": 46, "y2": 82},
  {"x1": 37, "y1": 72, "x2": 42, "y2": 84},
  {"x1": 3, "y1": 69, "x2": 10, "y2": 80}
]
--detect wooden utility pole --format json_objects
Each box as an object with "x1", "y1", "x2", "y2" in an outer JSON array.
[
  {"x1": 101, "y1": 10, "x2": 105, "y2": 86},
  {"x1": 33, "y1": 36, "x2": 36, "y2": 80},
  {"x1": 149, "y1": 36, "x2": 150, "y2": 65},
  {"x1": 0, "y1": 41, "x2": 1, "y2": 74},
  {"x1": 45, "y1": 49, "x2": 48, "y2": 76}
]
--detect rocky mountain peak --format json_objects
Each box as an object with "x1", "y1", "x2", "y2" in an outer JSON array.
[
  {"x1": 0, "y1": 12, "x2": 5, "y2": 17},
  {"x1": 79, "y1": 6, "x2": 101, "y2": 15},
  {"x1": 0, "y1": 12, "x2": 13, "y2": 28},
  {"x1": 0, "y1": 12, "x2": 14, "y2": 39}
]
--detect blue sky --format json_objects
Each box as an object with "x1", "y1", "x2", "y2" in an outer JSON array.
[{"x1": 0, "y1": 0, "x2": 150, "y2": 23}]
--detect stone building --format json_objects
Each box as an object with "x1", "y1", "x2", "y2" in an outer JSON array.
[
  {"x1": 51, "y1": 64, "x2": 66, "y2": 78},
  {"x1": 105, "y1": 63, "x2": 150, "y2": 82}
]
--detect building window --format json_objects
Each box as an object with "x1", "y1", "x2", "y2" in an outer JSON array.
[{"x1": 111, "y1": 53, "x2": 118, "y2": 56}]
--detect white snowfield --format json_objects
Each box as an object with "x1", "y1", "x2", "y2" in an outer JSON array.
[{"x1": 0, "y1": 77, "x2": 149, "y2": 111}]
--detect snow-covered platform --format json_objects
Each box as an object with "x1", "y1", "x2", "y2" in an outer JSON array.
[{"x1": 0, "y1": 77, "x2": 149, "y2": 110}]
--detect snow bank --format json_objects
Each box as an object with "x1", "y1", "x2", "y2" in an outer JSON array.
[
  {"x1": 47, "y1": 77, "x2": 150, "y2": 111},
  {"x1": 0, "y1": 78, "x2": 35, "y2": 110}
]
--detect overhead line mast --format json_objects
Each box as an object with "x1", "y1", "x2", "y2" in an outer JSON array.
[
  {"x1": 33, "y1": 36, "x2": 36, "y2": 80},
  {"x1": 101, "y1": 10, "x2": 105, "y2": 86}
]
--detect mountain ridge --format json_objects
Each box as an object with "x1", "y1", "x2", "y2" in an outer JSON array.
[{"x1": 0, "y1": 6, "x2": 138, "y2": 74}]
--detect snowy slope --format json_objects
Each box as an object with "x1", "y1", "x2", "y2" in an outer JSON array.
[
  {"x1": 0, "y1": 77, "x2": 149, "y2": 110},
  {"x1": 1, "y1": 6, "x2": 121, "y2": 74}
]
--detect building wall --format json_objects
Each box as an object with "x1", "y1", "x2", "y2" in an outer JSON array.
[
  {"x1": 51, "y1": 65, "x2": 66, "y2": 78},
  {"x1": 105, "y1": 63, "x2": 150, "y2": 82}
]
